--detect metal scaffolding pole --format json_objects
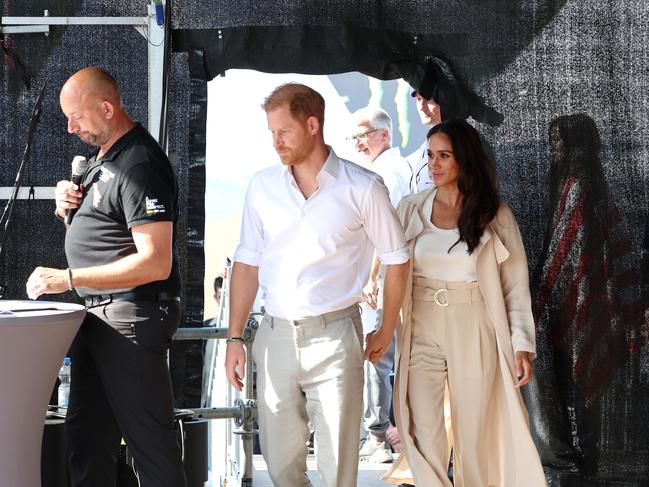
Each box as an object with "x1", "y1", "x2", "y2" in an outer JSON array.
[
  {"x1": 1, "y1": 3, "x2": 166, "y2": 143},
  {"x1": 175, "y1": 318, "x2": 259, "y2": 487}
]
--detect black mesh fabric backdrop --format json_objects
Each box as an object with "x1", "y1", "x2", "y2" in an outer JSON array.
[{"x1": 2, "y1": 1, "x2": 648, "y2": 483}]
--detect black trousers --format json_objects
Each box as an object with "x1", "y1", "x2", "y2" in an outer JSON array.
[{"x1": 65, "y1": 299, "x2": 187, "y2": 487}]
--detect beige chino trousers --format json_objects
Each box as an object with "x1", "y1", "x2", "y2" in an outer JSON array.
[
  {"x1": 407, "y1": 277, "x2": 498, "y2": 487},
  {"x1": 252, "y1": 304, "x2": 364, "y2": 487}
]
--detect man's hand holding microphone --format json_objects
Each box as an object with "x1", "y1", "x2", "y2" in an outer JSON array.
[{"x1": 55, "y1": 155, "x2": 87, "y2": 224}]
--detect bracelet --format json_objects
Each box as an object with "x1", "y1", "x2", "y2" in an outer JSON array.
[
  {"x1": 226, "y1": 337, "x2": 245, "y2": 345},
  {"x1": 66, "y1": 268, "x2": 74, "y2": 291}
]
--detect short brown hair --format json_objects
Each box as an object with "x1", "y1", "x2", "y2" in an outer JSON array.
[{"x1": 262, "y1": 83, "x2": 325, "y2": 128}]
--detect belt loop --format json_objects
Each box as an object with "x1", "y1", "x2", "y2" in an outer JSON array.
[
  {"x1": 320, "y1": 314, "x2": 326, "y2": 329},
  {"x1": 269, "y1": 315, "x2": 274, "y2": 329}
]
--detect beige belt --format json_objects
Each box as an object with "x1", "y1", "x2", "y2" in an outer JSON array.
[
  {"x1": 413, "y1": 276, "x2": 482, "y2": 307},
  {"x1": 266, "y1": 303, "x2": 359, "y2": 328}
]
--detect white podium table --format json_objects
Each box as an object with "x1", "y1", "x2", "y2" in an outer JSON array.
[{"x1": 0, "y1": 300, "x2": 85, "y2": 487}]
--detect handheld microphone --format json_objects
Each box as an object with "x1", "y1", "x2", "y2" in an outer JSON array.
[{"x1": 65, "y1": 156, "x2": 88, "y2": 225}]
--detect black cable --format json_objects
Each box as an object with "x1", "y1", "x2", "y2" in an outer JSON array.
[
  {"x1": 158, "y1": 0, "x2": 171, "y2": 148},
  {"x1": 0, "y1": 77, "x2": 48, "y2": 298}
]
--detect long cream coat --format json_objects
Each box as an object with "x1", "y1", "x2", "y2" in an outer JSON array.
[{"x1": 385, "y1": 188, "x2": 547, "y2": 486}]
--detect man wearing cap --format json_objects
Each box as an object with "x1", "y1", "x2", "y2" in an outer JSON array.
[
  {"x1": 350, "y1": 106, "x2": 410, "y2": 463},
  {"x1": 225, "y1": 83, "x2": 409, "y2": 487},
  {"x1": 26, "y1": 67, "x2": 186, "y2": 487},
  {"x1": 407, "y1": 90, "x2": 442, "y2": 192}
]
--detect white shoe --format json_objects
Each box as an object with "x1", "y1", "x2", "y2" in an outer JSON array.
[
  {"x1": 359, "y1": 435, "x2": 393, "y2": 463},
  {"x1": 368, "y1": 447, "x2": 394, "y2": 464}
]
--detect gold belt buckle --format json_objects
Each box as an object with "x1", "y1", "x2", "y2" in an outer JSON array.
[{"x1": 433, "y1": 288, "x2": 448, "y2": 307}]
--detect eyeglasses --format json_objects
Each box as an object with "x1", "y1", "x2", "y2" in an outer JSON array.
[{"x1": 347, "y1": 128, "x2": 379, "y2": 142}]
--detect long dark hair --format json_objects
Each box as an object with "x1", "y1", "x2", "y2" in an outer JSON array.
[
  {"x1": 427, "y1": 119, "x2": 499, "y2": 253},
  {"x1": 547, "y1": 114, "x2": 608, "y2": 221}
]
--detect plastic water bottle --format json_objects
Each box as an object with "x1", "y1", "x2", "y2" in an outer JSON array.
[{"x1": 58, "y1": 357, "x2": 71, "y2": 408}]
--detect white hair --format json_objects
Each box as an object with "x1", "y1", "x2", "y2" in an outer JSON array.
[{"x1": 353, "y1": 106, "x2": 393, "y2": 144}]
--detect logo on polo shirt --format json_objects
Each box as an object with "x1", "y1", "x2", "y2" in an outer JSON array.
[
  {"x1": 99, "y1": 167, "x2": 115, "y2": 183},
  {"x1": 146, "y1": 197, "x2": 166, "y2": 216},
  {"x1": 92, "y1": 185, "x2": 102, "y2": 207}
]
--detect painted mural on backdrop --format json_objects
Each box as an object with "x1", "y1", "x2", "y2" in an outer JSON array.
[
  {"x1": 328, "y1": 73, "x2": 428, "y2": 158},
  {"x1": 525, "y1": 114, "x2": 648, "y2": 484}
]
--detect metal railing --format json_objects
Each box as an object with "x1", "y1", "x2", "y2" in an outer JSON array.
[
  {"x1": 174, "y1": 321, "x2": 258, "y2": 486},
  {"x1": 173, "y1": 260, "x2": 261, "y2": 487}
]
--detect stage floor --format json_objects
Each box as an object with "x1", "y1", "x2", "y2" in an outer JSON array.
[{"x1": 250, "y1": 454, "x2": 393, "y2": 486}]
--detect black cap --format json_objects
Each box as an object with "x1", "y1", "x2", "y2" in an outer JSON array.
[{"x1": 411, "y1": 88, "x2": 436, "y2": 102}]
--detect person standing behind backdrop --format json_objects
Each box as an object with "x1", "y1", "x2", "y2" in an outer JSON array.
[
  {"x1": 350, "y1": 106, "x2": 412, "y2": 206},
  {"x1": 388, "y1": 119, "x2": 546, "y2": 486},
  {"x1": 350, "y1": 106, "x2": 410, "y2": 463},
  {"x1": 406, "y1": 90, "x2": 442, "y2": 192}
]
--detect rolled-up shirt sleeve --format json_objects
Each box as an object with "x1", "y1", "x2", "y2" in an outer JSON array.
[
  {"x1": 233, "y1": 179, "x2": 264, "y2": 267},
  {"x1": 362, "y1": 177, "x2": 410, "y2": 265}
]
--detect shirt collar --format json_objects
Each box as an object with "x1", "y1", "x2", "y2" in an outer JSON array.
[
  {"x1": 318, "y1": 146, "x2": 338, "y2": 182},
  {"x1": 282, "y1": 145, "x2": 339, "y2": 185},
  {"x1": 373, "y1": 146, "x2": 400, "y2": 166},
  {"x1": 96, "y1": 123, "x2": 145, "y2": 163}
]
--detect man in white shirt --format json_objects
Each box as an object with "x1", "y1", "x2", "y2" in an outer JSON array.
[
  {"x1": 406, "y1": 90, "x2": 442, "y2": 192},
  {"x1": 224, "y1": 83, "x2": 410, "y2": 487},
  {"x1": 350, "y1": 106, "x2": 411, "y2": 463},
  {"x1": 351, "y1": 106, "x2": 412, "y2": 206}
]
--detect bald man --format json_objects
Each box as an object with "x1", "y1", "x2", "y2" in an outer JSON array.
[{"x1": 26, "y1": 67, "x2": 186, "y2": 487}]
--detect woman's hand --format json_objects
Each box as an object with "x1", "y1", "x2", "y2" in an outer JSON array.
[
  {"x1": 514, "y1": 351, "x2": 534, "y2": 388},
  {"x1": 364, "y1": 327, "x2": 392, "y2": 363},
  {"x1": 362, "y1": 278, "x2": 379, "y2": 310}
]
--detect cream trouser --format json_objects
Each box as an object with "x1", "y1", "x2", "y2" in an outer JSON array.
[
  {"x1": 408, "y1": 277, "x2": 498, "y2": 487},
  {"x1": 252, "y1": 304, "x2": 364, "y2": 487}
]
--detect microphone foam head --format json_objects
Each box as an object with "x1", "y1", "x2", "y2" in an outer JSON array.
[{"x1": 71, "y1": 156, "x2": 88, "y2": 176}]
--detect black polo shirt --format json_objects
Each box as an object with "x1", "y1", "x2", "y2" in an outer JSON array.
[{"x1": 64, "y1": 124, "x2": 182, "y2": 298}]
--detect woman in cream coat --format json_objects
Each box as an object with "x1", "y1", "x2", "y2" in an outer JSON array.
[{"x1": 382, "y1": 119, "x2": 546, "y2": 486}]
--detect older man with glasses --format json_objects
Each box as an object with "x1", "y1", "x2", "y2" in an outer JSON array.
[
  {"x1": 350, "y1": 106, "x2": 412, "y2": 207},
  {"x1": 349, "y1": 106, "x2": 411, "y2": 464}
]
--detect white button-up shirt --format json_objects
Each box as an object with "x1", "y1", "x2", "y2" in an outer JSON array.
[
  {"x1": 234, "y1": 148, "x2": 409, "y2": 320},
  {"x1": 406, "y1": 139, "x2": 434, "y2": 193},
  {"x1": 371, "y1": 146, "x2": 413, "y2": 208}
]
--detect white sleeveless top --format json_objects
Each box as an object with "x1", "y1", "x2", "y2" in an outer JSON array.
[{"x1": 412, "y1": 191, "x2": 477, "y2": 282}]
